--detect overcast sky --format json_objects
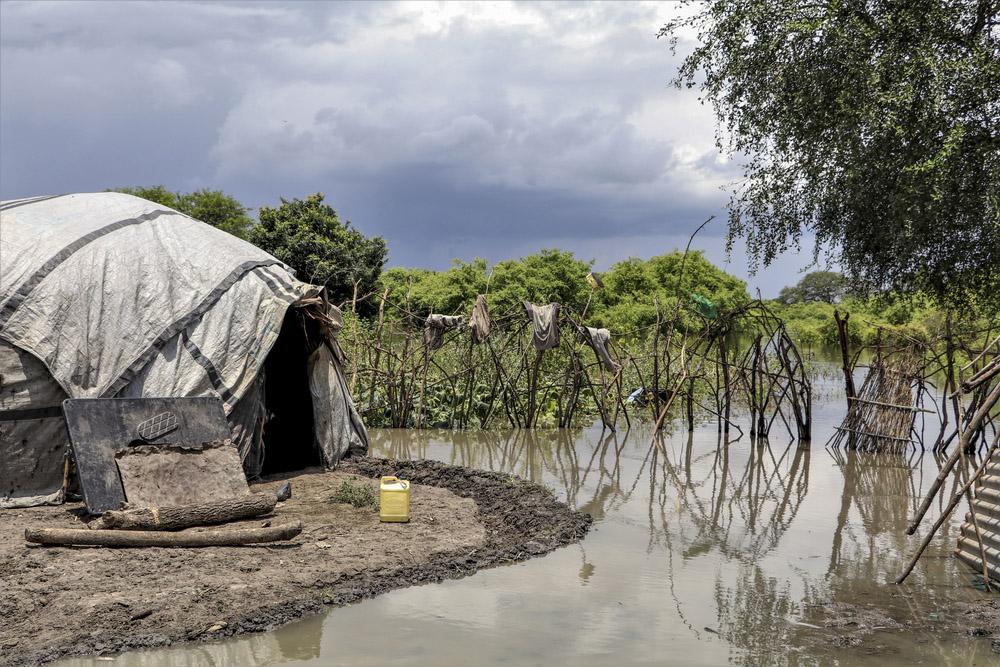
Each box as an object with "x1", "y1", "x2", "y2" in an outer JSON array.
[{"x1": 0, "y1": 1, "x2": 817, "y2": 295}]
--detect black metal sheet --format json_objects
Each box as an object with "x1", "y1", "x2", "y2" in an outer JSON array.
[{"x1": 63, "y1": 397, "x2": 230, "y2": 514}]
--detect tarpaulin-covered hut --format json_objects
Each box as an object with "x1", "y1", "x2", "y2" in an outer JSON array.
[{"x1": 0, "y1": 192, "x2": 368, "y2": 508}]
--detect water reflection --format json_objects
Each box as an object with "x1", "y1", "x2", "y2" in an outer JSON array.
[
  {"x1": 56, "y1": 614, "x2": 324, "y2": 667},
  {"x1": 364, "y1": 426, "x2": 986, "y2": 666},
  {"x1": 59, "y1": 409, "x2": 991, "y2": 666}
]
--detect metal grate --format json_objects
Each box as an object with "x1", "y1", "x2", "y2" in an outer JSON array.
[{"x1": 136, "y1": 411, "x2": 178, "y2": 441}]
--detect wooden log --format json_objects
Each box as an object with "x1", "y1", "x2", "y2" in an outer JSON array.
[
  {"x1": 25, "y1": 521, "x2": 302, "y2": 548},
  {"x1": 91, "y1": 493, "x2": 278, "y2": 531}
]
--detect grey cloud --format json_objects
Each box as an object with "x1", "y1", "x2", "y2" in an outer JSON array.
[
  {"x1": 0, "y1": 1, "x2": 365, "y2": 50},
  {"x1": 1, "y1": 1, "x2": 805, "y2": 296}
]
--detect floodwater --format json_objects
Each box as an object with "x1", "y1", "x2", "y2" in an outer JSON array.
[{"x1": 58, "y1": 363, "x2": 997, "y2": 666}]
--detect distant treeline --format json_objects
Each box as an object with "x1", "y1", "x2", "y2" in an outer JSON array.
[{"x1": 112, "y1": 186, "x2": 985, "y2": 349}]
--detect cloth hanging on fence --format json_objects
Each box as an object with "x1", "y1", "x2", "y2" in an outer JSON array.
[
  {"x1": 580, "y1": 326, "x2": 619, "y2": 372},
  {"x1": 469, "y1": 294, "x2": 491, "y2": 344},
  {"x1": 522, "y1": 301, "x2": 560, "y2": 351},
  {"x1": 423, "y1": 314, "x2": 464, "y2": 350}
]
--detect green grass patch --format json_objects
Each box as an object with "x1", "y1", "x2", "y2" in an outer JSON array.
[{"x1": 331, "y1": 479, "x2": 379, "y2": 509}]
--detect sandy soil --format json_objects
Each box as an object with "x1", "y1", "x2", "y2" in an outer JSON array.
[{"x1": 0, "y1": 457, "x2": 592, "y2": 666}]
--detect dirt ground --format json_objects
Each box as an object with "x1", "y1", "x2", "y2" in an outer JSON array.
[{"x1": 0, "y1": 457, "x2": 592, "y2": 667}]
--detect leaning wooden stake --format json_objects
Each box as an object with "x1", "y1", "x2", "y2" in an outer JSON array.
[
  {"x1": 896, "y1": 446, "x2": 996, "y2": 584},
  {"x1": 91, "y1": 493, "x2": 278, "y2": 531},
  {"x1": 907, "y1": 381, "x2": 1000, "y2": 534},
  {"x1": 25, "y1": 521, "x2": 302, "y2": 548}
]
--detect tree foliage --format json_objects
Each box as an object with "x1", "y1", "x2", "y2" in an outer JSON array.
[
  {"x1": 381, "y1": 261, "x2": 488, "y2": 315},
  {"x1": 381, "y1": 250, "x2": 592, "y2": 317},
  {"x1": 380, "y1": 248, "x2": 750, "y2": 336},
  {"x1": 593, "y1": 251, "x2": 750, "y2": 332},
  {"x1": 490, "y1": 249, "x2": 593, "y2": 315},
  {"x1": 248, "y1": 193, "x2": 387, "y2": 314},
  {"x1": 111, "y1": 186, "x2": 253, "y2": 238},
  {"x1": 661, "y1": 0, "x2": 1000, "y2": 308},
  {"x1": 776, "y1": 271, "x2": 849, "y2": 305}
]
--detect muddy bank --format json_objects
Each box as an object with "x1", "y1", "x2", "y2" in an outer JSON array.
[
  {"x1": 0, "y1": 457, "x2": 591, "y2": 667},
  {"x1": 790, "y1": 597, "x2": 1000, "y2": 656}
]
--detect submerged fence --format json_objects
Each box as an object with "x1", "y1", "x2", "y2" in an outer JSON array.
[
  {"x1": 337, "y1": 293, "x2": 814, "y2": 442},
  {"x1": 335, "y1": 285, "x2": 998, "y2": 458}
]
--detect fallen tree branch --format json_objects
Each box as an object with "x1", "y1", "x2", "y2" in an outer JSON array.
[
  {"x1": 90, "y1": 493, "x2": 278, "y2": 531},
  {"x1": 26, "y1": 521, "x2": 302, "y2": 548}
]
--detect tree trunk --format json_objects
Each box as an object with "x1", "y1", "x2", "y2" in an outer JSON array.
[
  {"x1": 91, "y1": 494, "x2": 278, "y2": 531},
  {"x1": 26, "y1": 521, "x2": 302, "y2": 548}
]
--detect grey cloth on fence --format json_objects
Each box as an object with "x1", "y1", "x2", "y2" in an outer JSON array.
[
  {"x1": 523, "y1": 301, "x2": 561, "y2": 351},
  {"x1": 581, "y1": 326, "x2": 620, "y2": 372},
  {"x1": 470, "y1": 294, "x2": 491, "y2": 344},
  {"x1": 424, "y1": 314, "x2": 464, "y2": 350}
]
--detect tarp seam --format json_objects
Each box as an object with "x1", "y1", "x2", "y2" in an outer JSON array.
[
  {"x1": 102, "y1": 259, "x2": 282, "y2": 398},
  {"x1": 0, "y1": 406, "x2": 63, "y2": 421},
  {"x1": 0, "y1": 194, "x2": 66, "y2": 211},
  {"x1": 0, "y1": 208, "x2": 173, "y2": 326},
  {"x1": 180, "y1": 330, "x2": 237, "y2": 407},
  {"x1": 254, "y1": 267, "x2": 301, "y2": 304}
]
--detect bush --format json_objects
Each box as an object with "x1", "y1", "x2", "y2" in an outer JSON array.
[
  {"x1": 249, "y1": 193, "x2": 387, "y2": 316},
  {"x1": 331, "y1": 479, "x2": 378, "y2": 509}
]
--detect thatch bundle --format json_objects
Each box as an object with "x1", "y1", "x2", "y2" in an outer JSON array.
[{"x1": 828, "y1": 353, "x2": 924, "y2": 453}]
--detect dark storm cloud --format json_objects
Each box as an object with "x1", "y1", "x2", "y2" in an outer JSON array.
[{"x1": 0, "y1": 1, "x2": 806, "y2": 294}]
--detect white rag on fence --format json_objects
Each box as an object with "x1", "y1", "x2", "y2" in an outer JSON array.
[
  {"x1": 523, "y1": 301, "x2": 561, "y2": 351},
  {"x1": 580, "y1": 326, "x2": 620, "y2": 372},
  {"x1": 469, "y1": 294, "x2": 491, "y2": 344}
]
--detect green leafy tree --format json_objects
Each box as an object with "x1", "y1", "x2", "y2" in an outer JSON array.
[
  {"x1": 661, "y1": 1, "x2": 1000, "y2": 308},
  {"x1": 595, "y1": 251, "x2": 750, "y2": 332},
  {"x1": 381, "y1": 260, "x2": 489, "y2": 315},
  {"x1": 380, "y1": 266, "x2": 437, "y2": 313},
  {"x1": 112, "y1": 185, "x2": 179, "y2": 209},
  {"x1": 111, "y1": 186, "x2": 252, "y2": 239},
  {"x1": 488, "y1": 249, "x2": 593, "y2": 315},
  {"x1": 379, "y1": 248, "x2": 750, "y2": 334},
  {"x1": 176, "y1": 189, "x2": 253, "y2": 238},
  {"x1": 249, "y1": 193, "x2": 387, "y2": 314},
  {"x1": 777, "y1": 271, "x2": 849, "y2": 305},
  {"x1": 379, "y1": 250, "x2": 593, "y2": 320}
]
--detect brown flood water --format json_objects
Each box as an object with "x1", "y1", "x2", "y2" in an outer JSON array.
[{"x1": 57, "y1": 363, "x2": 996, "y2": 666}]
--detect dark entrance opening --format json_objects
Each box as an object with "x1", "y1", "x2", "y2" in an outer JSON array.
[{"x1": 260, "y1": 308, "x2": 322, "y2": 474}]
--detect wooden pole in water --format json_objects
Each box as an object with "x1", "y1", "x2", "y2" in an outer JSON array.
[
  {"x1": 834, "y1": 310, "x2": 855, "y2": 409},
  {"x1": 719, "y1": 336, "x2": 731, "y2": 435},
  {"x1": 686, "y1": 377, "x2": 695, "y2": 432}
]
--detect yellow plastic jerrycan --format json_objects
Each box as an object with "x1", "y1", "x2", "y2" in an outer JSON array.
[{"x1": 379, "y1": 476, "x2": 410, "y2": 523}]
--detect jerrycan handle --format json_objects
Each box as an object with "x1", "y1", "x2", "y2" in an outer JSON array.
[{"x1": 381, "y1": 476, "x2": 399, "y2": 484}]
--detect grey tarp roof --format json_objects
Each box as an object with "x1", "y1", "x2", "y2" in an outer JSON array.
[{"x1": 0, "y1": 192, "x2": 368, "y2": 507}]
